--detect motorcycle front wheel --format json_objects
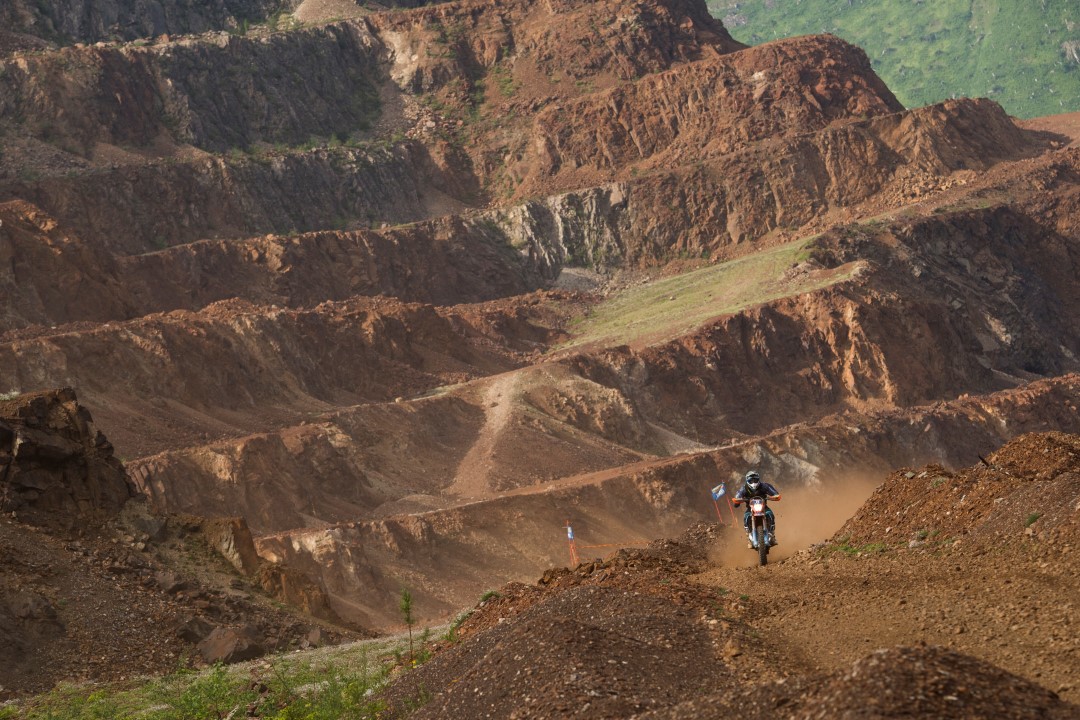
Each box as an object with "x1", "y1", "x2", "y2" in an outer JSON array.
[{"x1": 756, "y1": 526, "x2": 768, "y2": 566}]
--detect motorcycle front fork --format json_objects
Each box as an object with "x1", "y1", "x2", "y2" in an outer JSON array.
[{"x1": 746, "y1": 521, "x2": 774, "y2": 547}]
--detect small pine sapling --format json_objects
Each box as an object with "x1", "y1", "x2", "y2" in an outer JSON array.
[{"x1": 399, "y1": 587, "x2": 415, "y2": 663}]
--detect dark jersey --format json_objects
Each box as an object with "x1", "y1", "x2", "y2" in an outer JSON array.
[{"x1": 734, "y1": 482, "x2": 780, "y2": 503}]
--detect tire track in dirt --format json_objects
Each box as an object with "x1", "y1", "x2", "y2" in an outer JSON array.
[{"x1": 446, "y1": 371, "x2": 521, "y2": 499}]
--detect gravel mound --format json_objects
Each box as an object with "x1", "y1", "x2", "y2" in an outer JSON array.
[
  {"x1": 836, "y1": 431, "x2": 1080, "y2": 548},
  {"x1": 378, "y1": 523, "x2": 769, "y2": 718},
  {"x1": 641, "y1": 645, "x2": 1079, "y2": 720},
  {"x1": 803, "y1": 645, "x2": 1077, "y2": 720}
]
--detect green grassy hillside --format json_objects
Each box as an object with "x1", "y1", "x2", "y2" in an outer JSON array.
[
  {"x1": 559, "y1": 238, "x2": 860, "y2": 352},
  {"x1": 708, "y1": 0, "x2": 1080, "y2": 119}
]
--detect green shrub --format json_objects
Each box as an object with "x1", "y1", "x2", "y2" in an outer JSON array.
[
  {"x1": 152, "y1": 663, "x2": 252, "y2": 720},
  {"x1": 259, "y1": 661, "x2": 385, "y2": 720},
  {"x1": 827, "y1": 537, "x2": 889, "y2": 556}
]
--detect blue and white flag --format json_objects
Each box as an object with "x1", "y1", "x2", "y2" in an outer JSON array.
[
  {"x1": 567, "y1": 525, "x2": 574, "y2": 540},
  {"x1": 710, "y1": 483, "x2": 725, "y2": 500}
]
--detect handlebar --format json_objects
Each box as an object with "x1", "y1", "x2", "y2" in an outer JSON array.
[{"x1": 732, "y1": 494, "x2": 780, "y2": 505}]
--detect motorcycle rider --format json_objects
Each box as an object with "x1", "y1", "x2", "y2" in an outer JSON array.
[{"x1": 732, "y1": 471, "x2": 781, "y2": 548}]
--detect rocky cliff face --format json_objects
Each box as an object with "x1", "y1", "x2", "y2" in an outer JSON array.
[
  {"x1": 0, "y1": 388, "x2": 365, "y2": 696},
  {"x1": 493, "y1": 98, "x2": 1044, "y2": 274},
  {"x1": 0, "y1": 142, "x2": 453, "y2": 255},
  {"x1": 829, "y1": 206, "x2": 1080, "y2": 373},
  {"x1": 369, "y1": 0, "x2": 741, "y2": 94},
  {"x1": 0, "y1": 0, "x2": 737, "y2": 161},
  {"x1": 1, "y1": 98, "x2": 1044, "y2": 334},
  {"x1": 0, "y1": 0, "x2": 1040, "y2": 275},
  {"x1": 129, "y1": 395, "x2": 483, "y2": 532},
  {"x1": 0, "y1": 201, "x2": 134, "y2": 329},
  {"x1": 0, "y1": 201, "x2": 542, "y2": 331},
  {"x1": 0, "y1": 0, "x2": 297, "y2": 45},
  {"x1": 510, "y1": 34, "x2": 902, "y2": 198},
  {"x1": 0, "y1": 0, "x2": 744, "y2": 258},
  {"x1": 0, "y1": 388, "x2": 132, "y2": 531},
  {"x1": 0, "y1": 292, "x2": 570, "y2": 455},
  {"x1": 118, "y1": 215, "x2": 540, "y2": 310},
  {"x1": 0, "y1": 20, "x2": 383, "y2": 154}
]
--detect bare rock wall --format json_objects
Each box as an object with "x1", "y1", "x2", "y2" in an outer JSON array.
[
  {"x1": 0, "y1": 0, "x2": 294, "y2": 45},
  {"x1": 0, "y1": 388, "x2": 133, "y2": 531},
  {"x1": 1, "y1": 143, "x2": 447, "y2": 255},
  {"x1": 493, "y1": 98, "x2": 1045, "y2": 275},
  {"x1": 0, "y1": 20, "x2": 383, "y2": 154},
  {"x1": 511, "y1": 34, "x2": 902, "y2": 197}
]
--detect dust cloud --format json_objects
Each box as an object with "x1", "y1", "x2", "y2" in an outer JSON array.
[{"x1": 710, "y1": 474, "x2": 880, "y2": 568}]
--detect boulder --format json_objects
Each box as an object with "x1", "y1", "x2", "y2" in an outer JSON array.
[
  {"x1": 154, "y1": 571, "x2": 188, "y2": 594},
  {"x1": 200, "y1": 517, "x2": 261, "y2": 575},
  {"x1": 176, "y1": 615, "x2": 215, "y2": 643},
  {"x1": 196, "y1": 625, "x2": 266, "y2": 665}
]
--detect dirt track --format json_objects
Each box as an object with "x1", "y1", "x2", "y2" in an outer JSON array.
[
  {"x1": 698, "y1": 540, "x2": 1079, "y2": 702},
  {"x1": 697, "y1": 433, "x2": 1080, "y2": 703},
  {"x1": 373, "y1": 434, "x2": 1080, "y2": 717}
]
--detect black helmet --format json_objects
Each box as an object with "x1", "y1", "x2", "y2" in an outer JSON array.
[{"x1": 744, "y1": 471, "x2": 761, "y2": 491}]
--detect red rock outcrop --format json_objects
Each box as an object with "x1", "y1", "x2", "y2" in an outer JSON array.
[
  {"x1": 492, "y1": 97, "x2": 1045, "y2": 272},
  {"x1": 512, "y1": 34, "x2": 902, "y2": 197},
  {"x1": 0, "y1": 388, "x2": 132, "y2": 531},
  {"x1": 369, "y1": 0, "x2": 741, "y2": 95},
  {"x1": 838, "y1": 430, "x2": 1080, "y2": 548}
]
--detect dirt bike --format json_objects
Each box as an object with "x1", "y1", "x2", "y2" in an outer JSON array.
[{"x1": 746, "y1": 496, "x2": 775, "y2": 566}]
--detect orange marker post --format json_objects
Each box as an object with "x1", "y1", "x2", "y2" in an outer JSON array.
[
  {"x1": 710, "y1": 483, "x2": 737, "y2": 526},
  {"x1": 712, "y1": 496, "x2": 725, "y2": 524},
  {"x1": 566, "y1": 521, "x2": 580, "y2": 567}
]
